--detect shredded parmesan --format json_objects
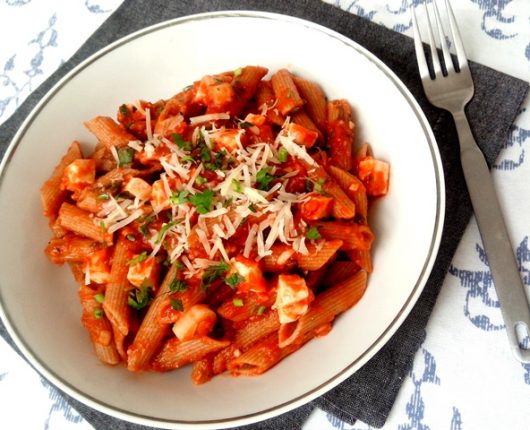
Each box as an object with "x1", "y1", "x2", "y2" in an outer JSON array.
[{"x1": 189, "y1": 112, "x2": 230, "y2": 125}]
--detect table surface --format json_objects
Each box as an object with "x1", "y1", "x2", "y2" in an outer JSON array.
[{"x1": 1, "y1": 1, "x2": 529, "y2": 429}]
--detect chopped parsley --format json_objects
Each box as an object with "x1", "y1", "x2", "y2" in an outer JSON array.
[
  {"x1": 155, "y1": 220, "x2": 179, "y2": 244},
  {"x1": 277, "y1": 147, "x2": 289, "y2": 163},
  {"x1": 201, "y1": 260, "x2": 230, "y2": 290},
  {"x1": 169, "y1": 189, "x2": 190, "y2": 206},
  {"x1": 117, "y1": 147, "x2": 135, "y2": 166},
  {"x1": 234, "y1": 67, "x2": 243, "y2": 77},
  {"x1": 126, "y1": 234, "x2": 136, "y2": 241},
  {"x1": 256, "y1": 167, "x2": 274, "y2": 191},
  {"x1": 195, "y1": 176, "x2": 207, "y2": 186},
  {"x1": 172, "y1": 133, "x2": 192, "y2": 151},
  {"x1": 256, "y1": 305, "x2": 266, "y2": 316},
  {"x1": 129, "y1": 251, "x2": 148, "y2": 266},
  {"x1": 306, "y1": 226, "x2": 321, "y2": 240},
  {"x1": 231, "y1": 179, "x2": 243, "y2": 193},
  {"x1": 169, "y1": 277, "x2": 187, "y2": 293},
  {"x1": 137, "y1": 214, "x2": 155, "y2": 237},
  {"x1": 119, "y1": 104, "x2": 129, "y2": 116},
  {"x1": 232, "y1": 297, "x2": 244, "y2": 307},
  {"x1": 225, "y1": 272, "x2": 245, "y2": 289},
  {"x1": 128, "y1": 286, "x2": 152, "y2": 310},
  {"x1": 188, "y1": 189, "x2": 214, "y2": 214},
  {"x1": 97, "y1": 192, "x2": 110, "y2": 201},
  {"x1": 94, "y1": 293, "x2": 105, "y2": 304},
  {"x1": 170, "y1": 298, "x2": 184, "y2": 312},
  {"x1": 94, "y1": 308, "x2": 104, "y2": 319}
]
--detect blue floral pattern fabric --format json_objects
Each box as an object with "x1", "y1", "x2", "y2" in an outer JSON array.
[{"x1": 1, "y1": 0, "x2": 529, "y2": 429}]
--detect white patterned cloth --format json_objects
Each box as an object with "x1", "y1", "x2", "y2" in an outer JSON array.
[{"x1": 1, "y1": 1, "x2": 529, "y2": 429}]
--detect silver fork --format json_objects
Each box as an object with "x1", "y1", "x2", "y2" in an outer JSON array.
[{"x1": 411, "y1": 0, "x2": 530, "y2": 362}]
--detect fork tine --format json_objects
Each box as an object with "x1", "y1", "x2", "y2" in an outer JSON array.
[
  {"x1": 423, "y1": 2, "x2": 443, "y2": 77},
  {"x1": 431, "y1": 0, "x2": 455, "y2": 74},
  {"x1": 444, "y1": 0, "x2": 469, "y2": 70},
  {"x1": 411, "y1": 5, "x2": 432, "y2": 80}
]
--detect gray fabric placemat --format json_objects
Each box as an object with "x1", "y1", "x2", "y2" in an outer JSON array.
[{"x1": 0, "y1": 0, "x2": 528, "y2": 429}]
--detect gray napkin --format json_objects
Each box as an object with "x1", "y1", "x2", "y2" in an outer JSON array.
[{"x1": 0, "y1": 0, "x2": 528, "y2": 429}]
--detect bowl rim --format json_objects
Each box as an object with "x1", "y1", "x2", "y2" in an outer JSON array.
[{"x1": 0, "y1": 10, "x2": 445, "y2": 429}]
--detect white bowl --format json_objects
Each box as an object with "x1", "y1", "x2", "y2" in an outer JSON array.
[{"x1": 0, "y1": 11, "x2": 444, "y2": 429}]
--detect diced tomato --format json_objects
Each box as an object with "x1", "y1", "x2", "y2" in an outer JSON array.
[
  {"x1": 124, "y1": 177, "x2": 152, "y2": 201},
  {"x1": 288, "y1": 123, "x2": 318, "y2": 148},
  {"x1": 357, "y1": 156, "x2": 389, "y2": 196},
  {"x1": 172, "y1": 304, "x2": 217, "y2": 341},
  {"x1": 299, "y1": 192, "x2": 334, "y2": 221},
  {"x1": 127, "y1": 255, "x2": 160, "y2": 289},
  {"x1": 83, "y1": 247, "x2": 112, "y2": 284},
  {"x1": 273, "y1": 274, "x2": 314, "y2": 324},
  {"x1": 61, "y1": 159, "x2": 96, "y2": 193},
  {"x1": 230, "y1": 255, "x2": 267, "y2": 294}
]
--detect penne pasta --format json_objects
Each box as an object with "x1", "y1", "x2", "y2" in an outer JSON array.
[
  {"x1": 40, "y1": 140, "x2": 83, "y2": 220},
  {"x1": 271, "y1": 69, "x2": 305, "y2": 115},
  {"x1": 41, "y1": 65, "x2": 388, "y2": 383}
]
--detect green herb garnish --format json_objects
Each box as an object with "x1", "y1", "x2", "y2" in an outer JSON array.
[
  {"x1": 201, "y1": 260, "x2": 230, "y2": 290},
  {"x1": 277, "y1": 147, "x2": 289, "y2": 163},
  {"x1": 225, "y1": 272, "x2": 245, "y2": 289},
  {"x1": 169, "y1": 189, "x2": 190, "y2": 206},
  {"x1": 172, "y1": 133, "x2": 192, "y2": 151},
  {"x1": 155, "y1": 220, "x2": 179, "y2": 244},
  {"x1": 170, "y1": 298, "x2": 184, "y2": 312},
  {"x1": 117, "y1": 147, "x2": 135, "y2": 166},
  {"x1": 195, "y1": 176, "x2": 207, "y2": 186},
  {"x1": 256, "y1": 167, "x2": 274, "y2": 191},
  {"x1": 94, "y1": 308, "x2": 104, "y2": 319},
  {"x1": 306, "y1": 226, "x2": 321, "y2": 240},
  {"x1": 129, "y1": 251, "x2": 148, "y2": 266},
  {"x1": 94, "y1": 293, "x2": 105, "y2": 304},
  {"x1": 128, "y1": 286, "x2": 152, "y2": 310},
  {"x1": 188, "y1": 189, "x2": 214, "y2": 214},
  {"x1": 232, "y1": 298, "x2": 244, "y2": 307}
]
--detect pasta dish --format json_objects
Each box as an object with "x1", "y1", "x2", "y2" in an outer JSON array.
[{"x1": 40, "y1": 65, "x2": 389, "y2": 383}]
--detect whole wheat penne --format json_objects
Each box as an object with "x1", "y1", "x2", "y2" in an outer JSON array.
[
  {"x1": 151, "y1": 337, "x2": 230, "y2": 372},
  {"x1": 191, "y1": 354, "x2": 216, "y2": 385},
  {"x1": 307, "y1": 165, "x2": 356, "y2": 219},
  {"x1": 127, "y1": 263, "x2": 178, "y2": 371},
  {"x1": 217, "y1": 292, "x2": 275, "y2": 322},
  {"x1": 57, "y1": 202, "x2": 112, "y2": 243},
  {"x1": 292, "y1": 76, "x2": 328, "y2": 129},
  {"x1": 297, "y1": 239, "x2": 343, "y2": 271},
  {"x1": 271, "y1": 69, "x2": 304, "y2": 115},
  {"x1": 314, "y1": 221, "x2": 374, "y2": 251},
  {"x1": 291, "y1": 109, "x2": 324, "y2": 143},
  {"x1": 322, "y1": 260, "x2": 360, "y2": 288},
  {"x1": 90, "y1": 143, "x2": 116, "y2": 172},
  {"x1": 40, "y1": 141, "x2": 83, "y2": 219},
  {"x1": 223, "y1": 65, "x2": 268, "y2": 117},
  {"x1": 84, "y1": 116, "x2": 136, "y2": 149},
  {"x1": 79, "y1": 285, "x2": 120, "y2": 365},
  {"x1": 327, "y1": 99, "x2": 355, "y2": 171},
  {"x1": 327, "y1": 165, "x2": 368, "y2": 220},
  {"x1": 45, "y1": 234, "x2": 101, "y2": 265},
  {"x1": 346, "y1": 249, "x2": 373, "y2": 273},
  {"x1": 102, "y1": 233, "x2": 133, "y2": 337},
  {"x1": 255, "y1": 80, "x2": 285, "y2": 125},
  {"x1": 278, "y1": 270, "x2": 368, "y2": 348},
  {"x1": 227, "y1": 333, "x2": 280, "y2": 375},
  {"x1": 233, "y1": 310, "x2": 280, "y2": 349},
  {"x1": 261, "y1": 243, "x2": 297, "y2": 272}
]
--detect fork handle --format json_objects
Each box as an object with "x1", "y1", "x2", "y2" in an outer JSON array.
[{"x1": 453, "y1": 110, "x2": 530, "y2": 362}]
